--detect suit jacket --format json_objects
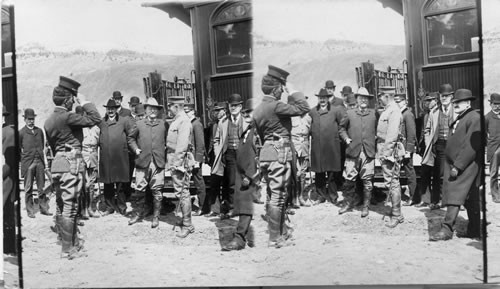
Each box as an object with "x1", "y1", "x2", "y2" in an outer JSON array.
[
  {"x1": 19, "y1": 126, "x2": 45, "y2": 178},
  {"x1": 339, "y1": 108, "x2": 377, "y2": 159},
  {"x1": 166, "y1": 111, "x2": 193, "y2": 170},
  {"x1": 191, "y1": 117, "x2": 206, "y2": 163},
  {"x1": 130, "y1": 117, "x2": 168, "y2": 169}
]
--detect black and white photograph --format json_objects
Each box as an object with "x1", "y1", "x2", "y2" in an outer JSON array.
[{"x1": 1, "y1": 0, "x2": 500, "y2": 287}]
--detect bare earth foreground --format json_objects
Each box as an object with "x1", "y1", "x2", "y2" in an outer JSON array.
[{"x1": 18, "y1": 179, "x2": 492, "y2": 288}]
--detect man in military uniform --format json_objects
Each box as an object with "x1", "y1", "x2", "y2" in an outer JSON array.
[
  {"x1": 166, "y1": 99, "x2": 195, "y2": 238},
  {"x1": 253, "y1": 65, "x2": 310, "y2": 247},
  {"x1": 376, "y1": 86, "x2": 404, "y2": 228},
  {"x1": 44, "y1": 76, "x2": 101, "y2": 259}
]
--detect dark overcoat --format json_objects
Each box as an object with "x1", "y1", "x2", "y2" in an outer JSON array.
[
  {"x1": 191, "y1": 117, "x2": 206, "y2": 163},
  {"x1": 129, "y1": 117, "x2": 168, "y2": 169},
  {"x1": 485, "y1": 111, "x2": 500, "y2": 162},
  {"x1": 443, "y1": 108, "x2": 482, "y2": 205},
  {"x1": 98, "y1": 114, "x2": 135, "y2": 183},
  {"x1": 401, "y1": 107, "x2": 417, "y2": 153},
  {"x1": 309, "y1": 103, "x2": 345, "y2": 172},
  {"x1": 339, "y1": 108, "x2": 377, "y2": 159},
  {"x1": 234, "y1": 123, "x2": 258, "y2": 215},
  {"x1": 19, "y1": 126, "x2": 45, "y2": 178}
]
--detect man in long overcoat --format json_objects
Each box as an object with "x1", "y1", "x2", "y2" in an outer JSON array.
[
  {"x1": 430, "y1": 89, "x2": 482, "y2": 241},
  {"x1": 485, "y1": 93, "x2": 500, "y2": 203},
  {"x1": 309, "y1": 88, "x2": 345, "y2": 204},
  {"x1": 20, "y1": 108, "x2": 51, "y2": 217},
  {"x1": 98, "y1": 99, "x2": 135, "y2": 216}
]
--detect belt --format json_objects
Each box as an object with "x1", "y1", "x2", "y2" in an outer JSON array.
[
  {"x1": 265, "y1": 140, "x2": 291, "y2": 147},
  {"x1": 265, "y1": 135, "x2": 291, "y2": 142},
  {"x1": 55, "y1": 151, "x2": 83, "y2": 158},
  {"x1": 82, "y1": 147, "x2": 97, "y2": 153}
]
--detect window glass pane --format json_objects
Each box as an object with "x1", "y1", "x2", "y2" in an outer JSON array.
[
  {"x1": 214, "y1": 20, "x2": 252, "y2": 68},
  {"x1": 427, "y1": 0, "x2": 475, "y2": 13},
  {"x1": 426, "y1": 9, "x2": 478, "y2": 58}
]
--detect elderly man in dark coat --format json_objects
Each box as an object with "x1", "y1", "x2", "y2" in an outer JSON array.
[
  {"x1": 309, "y1": 88, "x2": 345, "y2": 204},
  {"x1": 20, "y1": 108, "x2": 52, "y2": 217},
  {"x1": 486, "y1": 93, "x2": 500, "y2": 203},
  {"x1": 98, "y1": 98, "x2": 135, "y2": 216},
  {"x1": 430, "y1": 89, "x2": 482, "y2": 241}
]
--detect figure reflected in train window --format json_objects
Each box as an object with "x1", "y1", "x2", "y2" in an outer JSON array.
[{"x1": 214, "y1": 21, "x2": 252, "y2": 67}]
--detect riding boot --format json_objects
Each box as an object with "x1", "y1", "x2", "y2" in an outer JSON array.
[
  {"x1": 298, "y1": 179, "x2": 310, "y2": 207},
  {"x1": 361, "y1": 180, "x2": 372, "y2": 218},
  {"x1": 39, "y1": 194, "x2": 52, "y2": 216},
  {"x1": 26, "y1": 194, "x2": 36, "y2": 218},
  {"x1": 88, "y1": 188, "x2": 100, "y2": 218},
  {"x1": 79, "y1": 192, "x2": 89, "y2": 220},
  {"x1": 128, "y1": 202, "x2": 145, "y2": 226},
  {"x1": 267, "y1": 205, "x2": 281, "y2": 245},
  {"x1": 151, "y1": 198, "x2": 161, "y2": 228},
  {"x1": 386, "y1": 189, "x2": 404, "y2": 228},
  {"x1": 339, "y1": 180, "x2": 356, "y2": 214},
  {"x1": 177, "y1": 197, "x2": 195, "y2": 238},
  {"x1": 60, "y1": 216, "x2": 87, "y2": 259}
]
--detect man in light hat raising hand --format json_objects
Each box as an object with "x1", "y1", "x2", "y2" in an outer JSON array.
[{"x1": 485, "y1": 92, "x2": 500, "y2": 203}]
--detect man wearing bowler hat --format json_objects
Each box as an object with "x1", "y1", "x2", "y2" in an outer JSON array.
[
  {"x1": 254, "y1": 65, "x2": 310, "y2": 247},
  {"x1": 430, "y1": 89, "x2": 482, "y2": 241},
  {"x1": 112, "y1": 91, "x2": 132, "y2": 118},
  {"x1": 44, "y1": 76, "x2": 101, "y2": 259},
  {"x1": 129, "y1": 96, "x2": 142, "y2": 119},
  {"x1": 325, "y1": 80, "x2": 344, "y2": 107},
  {"x1": 486, "y1": 92, "x2": 500, "y2": 203},
  {"x1": 20, "y1": 108, "x2": 52, "y2": 218}
]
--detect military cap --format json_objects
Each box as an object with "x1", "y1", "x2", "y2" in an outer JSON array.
[
  {"x1": 23, "y1": 108, "x2": 37, "y2": 118},
  {"x1": 325, "y1": 80, "x2": 336, "y2": 89},
  {"x1": 378, "y1": 86, "x2": 396, "y2": 96},
  {"x1": 315, "y1": 88, "x2": 333, "y2": 97},
  {"x1": 490, "y1": 93, "x2": 500, "y2": 104},
  {"x1": 103, "y1": 99, "x2": 120, "y2": 108},
  {"x1": 59, "y1": 76, "x2": 80, "y2": 95},
  {"x1": 451, "y1": 89, "x2": 475, "y2": 103},
  {"x1": 129, "y1": 96, "x2": 141, "y2": 105},
  {"x1": 242, "y1": 98, "x2": 254, "y2": 113},
  {"x1": 112, "y1": 91, "x2": 123, "y2": 99},
  {"x1": 267, "y1": 65, "x2": 289, "y2": 84},
  {"x1": 439, "y1": 84, "x2": 454, "y2": 96},
  {"x1": 166, "y1": 96, "x2": 185, "y2": 106}
]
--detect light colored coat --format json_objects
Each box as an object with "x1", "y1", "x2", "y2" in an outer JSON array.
[
  {"x1": 422, "y1": 106, "x2": 440, "y2": 166},
  {"x1": 211, "y1": 116, "x2": 229, "y2": 176},
  {"x1": 166, "y1": 110, "x2": 193, "y2": 170}
]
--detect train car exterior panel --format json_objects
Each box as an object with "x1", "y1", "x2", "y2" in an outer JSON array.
[{"x1": 210, "y1": 72, "x2": 252, "y2": 103}]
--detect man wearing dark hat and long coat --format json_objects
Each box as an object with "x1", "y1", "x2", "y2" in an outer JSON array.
[
  {"x1": 325, "y1": 80, "x2": 344, "y2": 107},
  {"x1": 128, "y1": 98, "x2": 169, "y2": 228},
  {"x1": 20, "y1": 108, "x2": 52, "y2": 217},
  {"x1": 112, "y1": 91, "x2": 132, "y2": 118},
  {"x1": 485, "y1": 92, "x2": 500, "y2": 203},
  {"x1": 98, "y1": 99, "x2": 135, "y2": 216},
  {"x1": 430, "y1": 89, "x2": 482, "y2": 241},
  {"x1": 253, "y1": 65, "x2": 310, "y2": 248},
  {"x1": 309, "y1": 88, "x2": 345, "y2": 204},
  {"x1": 44, "y1": 76, "x2": 101, "y2": 259}
]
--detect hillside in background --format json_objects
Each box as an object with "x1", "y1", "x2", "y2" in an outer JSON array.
[
  {"x1": 253, "y1": 35, "x2": 406, "y2": 104},
  {"x1": 16, "y1": 43, "x2": 193, "y2": 124}
]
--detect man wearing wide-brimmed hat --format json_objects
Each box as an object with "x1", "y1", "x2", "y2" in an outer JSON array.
[
  {"x1": 128, "y1": 98, "x2": 169, "y2": 229},
  {"x1": 254, "y1": 65, "x2": 310, "y2": 248},
  {"x1": 486, "y1": 92, "x2": 500, "y2": 203},
  {"x1": 376, "y1": 86, "x2": 405, "y2": 228},
  {"x1": 338, "y1": 87, "x2": 377, "y2": 218},
  {"x1": 309, "y1": 88, "x2": 346, "y2": 205},
  {"x1": 430, "y1": 88, "x2": 482, "y2": 241},
  {"x1": 112, "y1": 91, "x2": 132, "y2": 118},
  {"x1": 98, "y1": 98, "x2": 136, "y2": 218},
  {"x1": 44, "y1": 76, "x2": 101, "y2": 259},
  {"x1": 20, "y1": 108, "x2": 52, "y2": 218}
]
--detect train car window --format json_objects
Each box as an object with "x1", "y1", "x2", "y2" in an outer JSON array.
[
  {"x1": 2, "y1": 7, "x2": 13, "y2": 75},
  {"x1": 211, "y1": 1, "x2": 252, "y2": 74},
  {"x1": 423, "y1": 0, "x2": 479, "y2": 64}
]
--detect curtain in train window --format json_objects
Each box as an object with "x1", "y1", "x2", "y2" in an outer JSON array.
[{"x1": 424, "y1": 0, "x2": 478, "y2": 64}]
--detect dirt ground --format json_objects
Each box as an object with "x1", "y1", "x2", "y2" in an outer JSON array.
[{"x1": 16, "y1": 176, "x2": 491, "y2": 288}]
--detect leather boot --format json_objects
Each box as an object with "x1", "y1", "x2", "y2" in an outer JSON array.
[
  {"x1": 79, "y1": 193, "x2": 89, "y2": 220},
  {"x1": 339, "y1": 180, "x2": 356, "y2": 214},
  {"x1": 298, "y1": 180, "x2": 310, "y2": 207},
  {"x1": 313, "y1": 187, "x2": 327, "y2": 205},
  {"x1": 361, "y1": 180, "x2": 372, "y2": 218},
  {"x1": 430, "y1": 223, "x2": 453, "y2": 241},
  {"x1": 151, "y1": 198, "x2": 161, "y2": 229},
  {"x1": 26, "y1": 194, "x2": 36, "y2": 218},
  {"x1": 386, "y1": 189, "x2": 404, "y2": 228},
  {"x1": 39, "y1": 194, "x2": 52, "y2": 216},
  {"x1": 60, "y1": 217, "x2": 87, "y2": 259},
  {"x1": 88, "y1": 189, "x2": 100, "y2": 218},
  {"x1": 128, "y1": 202, "x2": 145, "y2": 225},
  {"x1": 267, "y1": 205, "x2": 281, "y2": 246},
  {"x1": 177, "y1": 197, "x2": 195, "y2": 238}
]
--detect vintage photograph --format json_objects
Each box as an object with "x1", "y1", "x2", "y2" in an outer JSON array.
[{"x1": 1, "y1": 0, "x2": 499, "y2": 287}]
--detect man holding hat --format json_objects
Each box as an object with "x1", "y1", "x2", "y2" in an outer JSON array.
[
  {"x1": 44, "y1": 76, "x2": 101, "y2": 259},
  {"x1": 309, "y1": 88, "x2": 346, "y2": 205},
  {"x1": 338, "y1": 87, "x2": 377, "y2": 217},
  {"x1": 98, "y1": 98, "x2": 136, "y2": 217},
  {"x1": 486, "y1": 92, "x2": 500, "y2": 203},
  {"x1": 376, "y1": 86, "x2": 405, "y2": 228},
  {"x1": 128, "y1": 98, "x2": 169, "y2": 228},
  {"x1": 394, "y1": 93, "x2": 417, "y2": 206},
  {"x1": 20, "y1": 108, "x2": 51, "y2": 217},
  {"x1": 254, "y1": 65, "x2": 310, "y2": 247},
  {"x1": 325, "y1": 80, "x2": 344, "y2": 107},
  {"x1": 184, "y1": 102, "x2": 207, "y2": 215},
  {"x1": 112, "y1": 91, "x2": 132, "y2": 118},
  {"x1": 430, "y1": 88, "x2": 482, "y2": 241}
]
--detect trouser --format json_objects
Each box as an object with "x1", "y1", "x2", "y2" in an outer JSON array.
[
  {"x1": 417, "y1": 164, "x2": 434, "y2": 203},
  {"x1": 123, "y1": 153, "x2": 136, "y2": 201},
  {"x1": 52, "y1": 171, "x2": 83, "y2": 219},
  {"x1": 402, "y1": 153, "x2": 417, "y2": 200},
  {"x1": 24, "y1": 158, "x2": 49, "y2": 214},
  {"x1": 191, "y1": 167, "x2": 206, "y2": 210},
  {"x1": 81, "y1": 165, "x2": 99, "y2": 215},
  {"x1": 203, "y1": 174, "x2": 223, "y2": 213},
  {"x1": 172, "y1": 169, "x2": 193, "y2": 227},
  {"x1": 260, "y1": 160, "x2": 291, "y2": 242},
  {"x1": 103, "y1": 182, "x2": 127, "y2": 214},
  {"x1": 381, "y1": 159, "x2": 402, "y2": 216},
  {"x1": 315, "y1": 171, "x2": 339, "y2": 202},
  {"x1": 296, "y1": 156, "x2": 309, "y2": 198},
  {"x1": 343, "y1": 151, "x2": 374, "y2": 203},
  {"x1": 431, "y1": 139, "x2": 446, "y2": 204},
  {"x1": 131, "y1": 162, "x2": 165, "y2": 216},
  {"x1": 222, "y1": 149, "x2": 237, "y2": 207},
  {"x1": 490, "y1": 146, "x2": 500, "y2": 201}
]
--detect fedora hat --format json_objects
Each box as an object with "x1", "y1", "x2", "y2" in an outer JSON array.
[
  {"x1": 355, "y1": 87, "x2": 373, "y2": 98},
  {"x1": 129, "y1": 96, "x2": 141, "y2": 105},
  {"x1": 3, "y1": 105, "x2": 9, "y2": 116},
  {"x1": 341, "y1": 86, "x2": 352, "y2": 95},
  {"x1": 112, "y1": 91, "x2": 123, "y2": 99},
  {"x1": 213, "y1": 102, "x2": 227, "y2": 110},
  {"x1": 103, "y1": 99, "x2": 120, "y2": 108},
  {"x1": 452, "y1": 89, "x2": 475, "y2": 103},
  {"x1": 59, "y1": 76, "x2": 80, "y2": 95},
  {"x1": 228, "y1": 93, "x2": 243, "y2": 105},
  {"x1": 315, "y1": 88, "x2": 333, "y2": 97},
  {"x1": 325, "y1": 80, "x2": 336, "y2": 89},
  {"x1": 490, "y1": 93, "x2": 500, "y2": 104},
  {"x1": 144, "y1": 97, "x2": 164, "y2": 108},
  {"x1": 23, "y1": 108, "x2": 37, "y2": 118},
  {"x1": 267, "y1": 65, "x2": 289, "y2": 84},
  {"x1": 439, "y1": 84, "x2": 454, "y2": 96},
  {"x1": 424, "y1": 92, "x2": 439, "y2": 101},
  {"x1": 345, "y1": 93, "x2": 357, "y2": 105},
  {"x1": 242, "y1": 98, "x2": 254, "y2": 113}
]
